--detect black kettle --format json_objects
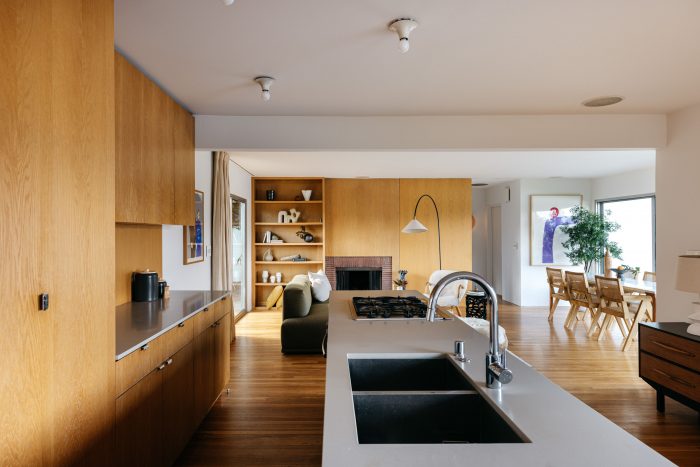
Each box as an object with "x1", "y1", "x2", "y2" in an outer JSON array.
[{"x1": 132, "y1": 270, "x2": 159, "y2": 302}]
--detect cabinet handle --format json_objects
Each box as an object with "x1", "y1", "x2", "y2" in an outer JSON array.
[
  {"x1": 651, "y1": 340, "x2": 696, "y2": 358},
  {"x1": 222, "y1": 296, "x2": 227, "y2": 301},
  {"x1": 157, "y1": 362, "x2": 166, "y2": 371},
  {"x1": 203, "y1": 307, "x2": 209, "y2": 312},
  {"x1": 166, "y1": 358, "x2": 173, "y2": 366},
  {"x1": 178, "y1": 322, "x2": 185, "y2": 328},
  {"x1": 652, "y1": 368, "x2": 696, "y2": 389},
  {"x1": 140, "y1": 343, "x2": 149, "y2": 351}
]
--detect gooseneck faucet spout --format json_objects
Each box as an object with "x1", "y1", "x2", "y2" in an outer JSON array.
[{"x1": 427, "y1": 271, "x2": 513, "y2": 389}]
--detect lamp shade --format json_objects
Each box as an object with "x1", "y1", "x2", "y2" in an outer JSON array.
[
  {"x1": 675, "y1": 255, "x2": 700, "y2": 292},
  {"x1": 402, "y1": 218, "x2": 428, "y2": 234}
]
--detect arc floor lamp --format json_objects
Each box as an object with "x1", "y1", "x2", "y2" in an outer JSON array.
[{"x1": 402, "y1": 194, "x2": 442, "y2": 269}]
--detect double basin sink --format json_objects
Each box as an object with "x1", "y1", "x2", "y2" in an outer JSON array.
[{"x1": 348, "y1": 356, "x2": 528, "y2": 444}]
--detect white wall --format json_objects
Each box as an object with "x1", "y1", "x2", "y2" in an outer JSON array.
[
  {"x1": 228, "y1": 160, "x2": 253, "y2": 312},
  {"x1": 196, "y1": 114, "x2": 666, "y2": 151},
  {"x1": 471, "y1": 188, "x2": 488, "y2": 278},
  {"x1": 518, "y1": 179, "x2": 592, "y2": 306},
  {"x1": 656, "y1": 104, "x2": 700, "y2": 321},
  {"x1": 592, "y1": 167, "x2": 655, "y2": 201},
  {"x1": 163, "y1": 150, "x2": 213, "y2": 290}
]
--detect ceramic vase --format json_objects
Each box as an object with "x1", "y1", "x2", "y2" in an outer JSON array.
[{"x1": 301, "y1": 189, "x2": 312, "y2": 201}]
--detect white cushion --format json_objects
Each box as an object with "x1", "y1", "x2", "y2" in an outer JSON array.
[
  {"x1": 308, "y1": 270, "x2": 331, "y2": 302},
  {"x1": 458, "y1": 317, "x2": 509, "y2": 349}
]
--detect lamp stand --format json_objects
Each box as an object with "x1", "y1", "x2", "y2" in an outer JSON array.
[{"x1": 411, "y1": 194, "x2": 442, "y2": 270}]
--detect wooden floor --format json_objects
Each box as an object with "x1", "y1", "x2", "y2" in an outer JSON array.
[{"x1": 177, "y1": 302, "x2": 700, "y2": 467}]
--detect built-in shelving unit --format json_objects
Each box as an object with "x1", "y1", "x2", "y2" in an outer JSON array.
[{"x1": 252, "y1": 177, "x2": 325, "y2": 310}]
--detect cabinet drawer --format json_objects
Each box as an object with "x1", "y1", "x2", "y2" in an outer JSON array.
[
  {"x1": 162, "y1": 317, "x2": 194, "y2": 359},
  {"x1": 217, "y1": 296, "x2": 231, "y2": 321},
  {"x1": 194, "y1": 303, "x2": 218, "y2": 335},
  {"x1": 640, "y1": 326, "x2": 700, "y2": 373},
  {"x1": 640, "y1": 353, "x2": 700, "y2": 402},
  {"x1": 116, "y1": 337, "x2": 164, "y2": 397}
]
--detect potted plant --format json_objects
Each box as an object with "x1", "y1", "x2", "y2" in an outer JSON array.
[
  {"x1": 394, "y1": 269, "x2": 408, "y2": 290},
  {"x1": 561, "y1": 206, "x2": 622, "y2": 274}
]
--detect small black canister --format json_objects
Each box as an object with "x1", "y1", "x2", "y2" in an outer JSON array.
[
  {"x1": 131, "y1": 270, "x2": 159, "y2": 302},
  {"x1": 158, "y1": 280, "x2": 167, "y2": 299}
]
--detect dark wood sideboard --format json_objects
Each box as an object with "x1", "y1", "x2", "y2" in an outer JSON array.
[{"x1": 639, "y1": 322, "x2": 700, "y2": 414}]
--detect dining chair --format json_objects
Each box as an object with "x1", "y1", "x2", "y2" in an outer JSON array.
[
  {"x1": 424, "y1": 269, "x2": 468, "y2": 317},
  {"x1": 546, "y1": 267, "x2": 570, "y2": 321},
  {"x1": 564, "y1": 271, "x2": 599, "y2": 330},
  {"x1": 643, "y1": 271, "x2": 656, "y2": 283},
  {"x1": 589, "y1": 275, "x2": 653, "y2": 351}
]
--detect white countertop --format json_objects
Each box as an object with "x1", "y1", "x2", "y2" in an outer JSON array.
[{"x1": 322, "y1": 290, "x2": 671, "y2": 467}]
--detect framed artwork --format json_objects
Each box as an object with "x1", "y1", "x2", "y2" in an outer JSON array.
[
  {"x1": 183, "y1": 190, "x2": 205, "y2": 265},
  {"x1": 530, "y1": 194, "x2": 582, "y2": 266}
]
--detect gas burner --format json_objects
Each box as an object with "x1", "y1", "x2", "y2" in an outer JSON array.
[{"x1": 352, "y1": 296, "x2": 428, "y2": 320}]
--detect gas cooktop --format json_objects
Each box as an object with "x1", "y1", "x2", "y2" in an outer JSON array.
[{"x1": 352, "y1": 296, "x2": 428, "y2": 320}]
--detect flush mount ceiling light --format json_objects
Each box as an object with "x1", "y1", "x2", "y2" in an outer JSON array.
[
  {"x1": 582, "y1": 96, "x2": 624, "y2": 108},
  {"x1": 254, "y1": 76, "x2": 275, "y2": 102},
  {"x1": 222, "y1": 0, "x2": 235, "y2": 5},
  {"x1": 388, "y1": 18, "x2": 418, "y2": 53}
]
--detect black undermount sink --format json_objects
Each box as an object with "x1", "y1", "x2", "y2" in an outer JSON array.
[{"x1": 348, "y1": 357, "x2": 528, "y2": 444}]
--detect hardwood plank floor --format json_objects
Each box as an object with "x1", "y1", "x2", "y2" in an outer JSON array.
[{"x1": 177, "y1": 302, "x2": 700, "y2": 466}]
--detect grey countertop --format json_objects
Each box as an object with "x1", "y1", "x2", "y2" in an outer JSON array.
[
  {"x1": 322, "y1": 290, "x2": 671, "y2": 467},
  {"x1": 115, "y1": 290, "x2": 230, "y2": 361}
]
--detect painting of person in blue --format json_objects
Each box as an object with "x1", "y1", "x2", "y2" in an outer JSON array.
[{"x1": 542, "y1": 207, "x2": 574, "y2": 263}]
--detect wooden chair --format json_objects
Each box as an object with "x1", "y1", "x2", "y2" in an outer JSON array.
[
  {"x1": 564, "y1": 271, "x2": 599, "y2": 330},
  {"x1": 589, "y1": 275, "x2": 653, "y2": 351},
  {"x1": 546, "y1": 267, "x2": 570, "y2": 321},
  {"x1": 424, "y1": 270, "x2": 468, "y2": 317},
  {"x1": 643, "y1": 271, "x2": 656, "y2": 283}
]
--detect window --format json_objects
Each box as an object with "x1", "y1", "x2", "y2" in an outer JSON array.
[
  {"x1": 597, "y1": 195, "x2": 655, "y2": 275},
  {"x1": 231, "y1": 195, "x2": 247, "y2": 315}
]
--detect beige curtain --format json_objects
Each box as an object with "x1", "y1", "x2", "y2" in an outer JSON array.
[{"x1": 212, "y1": 151, "x2": 232, "y2": 291}]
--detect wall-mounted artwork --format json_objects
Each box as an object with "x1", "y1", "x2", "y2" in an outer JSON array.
[
  {"x1": 530, "y1": 194, "x2": 582, "y2": 266},
  {"x1": 183, "y1": 190, "x2": 205, "y2": 265}
]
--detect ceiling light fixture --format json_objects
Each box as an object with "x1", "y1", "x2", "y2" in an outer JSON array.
[
  {"x1": 582, "y1": 96, "x2": 624, "y2": 108},
  {"x1": 254, "y1": 76, "x2": 275, "y2": 102},
  {"x1": 388, "y1": 18, "x2": 418, "y2": 53},
  {"x1": 222, "y1": 0, "x2": 235, "y2": 5}
]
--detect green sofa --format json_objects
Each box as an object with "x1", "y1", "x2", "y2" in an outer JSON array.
[{"x1": 281, "y1": 275, "x2": 329, "y2": 354}]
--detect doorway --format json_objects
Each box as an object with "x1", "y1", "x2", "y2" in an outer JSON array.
[
  {"x1": 231, "y1": 195, "x2": 247, "y2": 316},
  {"x1": 488, "y1": 206, "x2": 503, "y2": 295}
]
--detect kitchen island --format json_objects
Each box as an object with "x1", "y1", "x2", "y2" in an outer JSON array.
[{"x1": 323, "y1": 290, "x2": 671, "y2": 466}]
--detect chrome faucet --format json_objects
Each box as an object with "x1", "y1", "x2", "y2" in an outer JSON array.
[{"x1": 427, "y1": 271, "x2": 513, "y2": 389}]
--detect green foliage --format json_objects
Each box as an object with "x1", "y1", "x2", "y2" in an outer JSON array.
[{"x1": 560, "y1": 206, "x2": 622, "y2": 273}]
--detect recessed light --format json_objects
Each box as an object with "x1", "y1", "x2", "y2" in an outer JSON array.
[{"x1": 582, "y1": 96, "x2": 624, "y2": 108}]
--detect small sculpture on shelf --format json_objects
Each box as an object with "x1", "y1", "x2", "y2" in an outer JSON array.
[
  {"x1": 277, "y1": 208, "x2": 301, "y2": 223},
  {"x1": 263, "y1": 249, "x2": 274, "y2": 262},
  {"x1": 301, "y1": 189, "x2": 312, "y2": 201},
  {"x1": 296, "y1": 226, "x2": 314, "y2": 243}
]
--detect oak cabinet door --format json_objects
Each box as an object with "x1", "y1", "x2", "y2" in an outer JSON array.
[
  {"x1": 162, "y1": 343, "x2": 195, "y2": 466},
  {"x1": 116, "y1": 369, "x2": 163, "y2": 467},
  {"x1": 193, "y1": 324, "x2": 216, "y2": 425}
]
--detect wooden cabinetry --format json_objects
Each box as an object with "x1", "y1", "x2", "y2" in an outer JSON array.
[
  {"x1": 115, "y1": 52, "x2": 194, "y2": 225},
  {"x1": 1, "y1": 0, "x2": 115, "y2": 464},
  {"x1": 252, "y1": 178, "x2": 326, "y2": 308},
  {"x1": 640, "y1": 323, "x2": 700, "y2": 414},
  {"x1": 115, "y1": 298, "x2": 231, "y2": 465}
]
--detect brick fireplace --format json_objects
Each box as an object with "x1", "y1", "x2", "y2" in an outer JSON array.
[{"x1": 325, "y1": 256, "x2": 393, "y2": 291}]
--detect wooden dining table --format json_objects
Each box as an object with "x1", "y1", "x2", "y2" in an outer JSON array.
[{"x1": 619, "y1": 277, "x2": 657, "y2": 321}]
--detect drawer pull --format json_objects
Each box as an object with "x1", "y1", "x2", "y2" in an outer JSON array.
[
  {"x1": 157, "y1": 362, "x2": 166, "y2": 371},
  {"x1": 178, "y1": 322, "x2": 185, "y2": 328},
  {"x1": 166, "y1": 358, "x2": 173, "y2": 366},
  {"x1": 651, "y1": 340, "x2": 696, "y2": 358},
  {"x1": 140, "y1": 343, "x2": 149, "y2": 351},
  {"x1": 652, "y1": 368, "x2": 696, "y2": 389}
]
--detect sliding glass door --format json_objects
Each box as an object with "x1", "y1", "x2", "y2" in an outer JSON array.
[
  {"x1": 597, "y1": 195, "x2": 655, "y2": 275},
  {"x1": 231, "y1": 195, "x2": 247, "y2": 315}
]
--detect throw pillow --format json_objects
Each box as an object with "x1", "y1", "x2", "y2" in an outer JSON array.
[
  {"x1": 265, "y1": 285, "x2": 284, "y2": 310},
  {"x1": 274, "y1": 293, "x2": 284, "y2": 310},
  {"x1": 308, "y1": 269, "x2": 331, "y2": 302}
]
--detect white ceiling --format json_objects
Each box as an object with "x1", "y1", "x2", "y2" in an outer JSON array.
[
  {"x1": 115, "y1": 0, "x2": 700, "y2": 116},
  {"x1": 229, "y1": 150, "x2": 655, "y2": 183}
]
